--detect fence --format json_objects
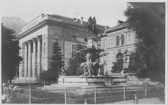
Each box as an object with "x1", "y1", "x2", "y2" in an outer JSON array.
[{"x1": 10, "y1": 83, "x2": 164, "y2": 104}]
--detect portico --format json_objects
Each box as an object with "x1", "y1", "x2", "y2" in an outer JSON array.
[{"x1": 19, "y1": 36, "x2": 42, "y2": 79}]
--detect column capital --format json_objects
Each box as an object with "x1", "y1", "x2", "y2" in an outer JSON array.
[
  {"x1": 28, "y1": 40, "x2": 33, "y2": 44},
  {"x1": 33, "y1": 38, "x2": 37, "y2": 42},
  {"x1": 36, "y1": 35, "x2": 42, "y2": 41},
  {"x1": 23, "y1": 42, "x2": 28, "y2": 45}
]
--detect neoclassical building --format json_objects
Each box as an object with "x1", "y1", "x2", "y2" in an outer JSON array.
[
  {"x1": 100, "y1": 21, "x2": 137, "y2": 74},
  {"x1": 13, "y1": 14, "x2": 104, "y2": 83}
]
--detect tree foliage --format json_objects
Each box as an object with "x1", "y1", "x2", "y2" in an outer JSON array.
[
  {"x1": 66, "y1": 43, "x2": 105, "y2": 76},
  {"x1": 40, "y1": 70, "x2": 58, "y2": 82},
  {"x1": 124, "y1": 3, "x2": 165, "y2": 84},
  {"x1": 66, "y1": 44, "x2": 86, "y2": 75},
  {"x1": 40, "y1": 41, "x2": 63, "y2": 81},
  {"x1": 2, "y1": 23, "x2": 22, "y2": 82},
  {"x1": 50, "y1": 41, "x2": 64, "y2": 72}
]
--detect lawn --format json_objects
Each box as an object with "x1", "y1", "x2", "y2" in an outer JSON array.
[{"x1": 10, "y1": 85, "x2": 164, "y2": 104}]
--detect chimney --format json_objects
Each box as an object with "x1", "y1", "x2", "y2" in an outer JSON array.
[
  {"x1": 81, "y1": 17, "x2": 83, "y2": 25},
  {"x1": 77, "y1": 19, "x2": 81, "y2": 24},
  {"x1": 105, "y1": 26, "x2": 108, "y2": 29},
  {"x1": 42, "y1": 14, "x2": 44, "y2": 17},
  {"x1": 73, "y1": 18, "x2": 76, "y2": 22}
]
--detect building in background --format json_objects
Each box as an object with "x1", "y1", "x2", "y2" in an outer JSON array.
[
  {"x1": 13, "y1": 14, "x2": 104, "y2": 83},
  {"x1": 100, "y1": 21, "x2": 137, "y2": 74}
]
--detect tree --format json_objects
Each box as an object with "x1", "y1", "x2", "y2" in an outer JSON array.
[
  {"x1": 50, "y1": 41, "x2": 64, "y2": 72},
  {"x1": 66, "y1": 44, "x2": 86, "y2": 75},
  {"x1": 66, "y1": 43, "x2": 105, "y2": 76},
  {"x1": 40, "y1": 41, "x2": 63, "y2": 82},
  {"x1": 2, "y1": 23, "x2": 22, "y2": 82},
  {"x1": 124, "y1": 3, "x2": 165, "y2": 84}
]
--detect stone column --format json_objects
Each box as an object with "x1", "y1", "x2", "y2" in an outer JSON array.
[
  {"x1": 125, "y1": 33, "x2": 127, "y2": 45},
  {"x1": 19, "y1": 44, "x2": 22, "y2": 78},
  {"x1": 37, "y1": 36, "x2": 42, "y2": 77},
  {"x1": 32, "y1": 38, "x2": 37, "y2": 77},
  {"x1": 28, "y1": 40, "x2": 32, "y2": 77},
  {"x1": 114, "y1": 35, "x2": 116, "y2": 46},
  {"x1": 24, "y1": 42, "x2": 28, "y2": 77},
  {"x1": 21, "y1": 43, "x2": 24, "y2": 77}
]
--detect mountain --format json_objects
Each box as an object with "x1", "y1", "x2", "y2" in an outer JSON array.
[{"x1": 2, "y1": 17, "x2": 27, "y2": 34}]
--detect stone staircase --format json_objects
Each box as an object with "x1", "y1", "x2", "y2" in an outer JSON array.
[{"x1": 12, "y1": 77, "x2": 38, "y2": 83}]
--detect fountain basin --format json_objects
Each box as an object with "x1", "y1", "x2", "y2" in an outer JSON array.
[{"x1": 58, "y1": 75, "x2": 127, "y2": 86}]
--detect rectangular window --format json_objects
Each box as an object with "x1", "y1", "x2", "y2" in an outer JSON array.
[
  {"x1": 72, "y1": 44, "x2": 77, "y2": 55},
  {"x1": 72, "y1": 44, "x2": 77, "y2": 51}
]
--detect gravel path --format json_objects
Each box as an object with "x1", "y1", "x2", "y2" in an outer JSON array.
[{"x1": 105, "y1": 97, "x2": 165, "y2": 104}]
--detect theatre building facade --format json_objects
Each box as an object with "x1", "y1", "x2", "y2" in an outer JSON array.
[
  {"x1": 101, "y1": 22, "x2": 137, "y2": 74},
  {"x1": 13, "y1": 14, "x2": 103, "y2": 83}
]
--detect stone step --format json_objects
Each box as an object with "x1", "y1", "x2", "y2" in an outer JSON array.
[{"x1": 12, "y1": 77, "x2": 37, "y2": 83}]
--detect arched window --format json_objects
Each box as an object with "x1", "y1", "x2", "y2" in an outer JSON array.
[
  {"x1": 121, "y1": 35, "x2": 125, "y2": 45},
  {"x1": 116, "y1": 53, "x2": 123, "y2": 71},
  {"x1": 104, "y1": 40, "x2": 106, "y2": 49},
  {"x1": 116, "y1": 36, "x2": 120, "y2": 46},
  {"x1": 111, "y1": 37, "x2": 113, "y2": 45},
  {"x1": 53, "y1": 42, "x2": 57, "y2": 54}
]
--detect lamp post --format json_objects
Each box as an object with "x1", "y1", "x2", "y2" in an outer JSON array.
[
  {"x1": 123, "y1": 49, "x2": 130, "y2": 70},
  {"x1": 62, "y1": 22, "x2": 66, "y2": 68},
  {"x1": 15, "y1": 66, "x2": 19, "y2": 78}
]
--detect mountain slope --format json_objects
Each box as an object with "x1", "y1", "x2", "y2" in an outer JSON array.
[{"x1": 2, "y1": 17, "x2": 27, "y2": 34}]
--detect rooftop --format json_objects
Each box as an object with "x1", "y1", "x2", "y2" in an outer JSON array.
[
  {"x1": 105, "y1": 22, "x2": 128, "y2": 33},
  {"x1": 19, "y1": 14, "x2": 105, "y2": 35}
]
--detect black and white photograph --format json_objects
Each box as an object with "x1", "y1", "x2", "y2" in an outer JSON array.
[{"x1": 1, "y1": 0, "x2": 167, "y2": 104}]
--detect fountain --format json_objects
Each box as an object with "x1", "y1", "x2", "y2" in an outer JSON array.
[{"x1": 58, "y1": 37, "x2": 127, "y2": 86}]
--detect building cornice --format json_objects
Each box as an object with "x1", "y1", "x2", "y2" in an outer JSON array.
[
  {"x1": 17, "y1": 20, "x2": 47, "y2": 39},
  {"x1": 106, "y1": 27, "x2": 126, "y2": 33},
  {"x1": 17, "y1": 19, "x2": 89, "y2": 39},
  {"x1": 106, "y1": 44, "x2": 136, "y2": 50}
]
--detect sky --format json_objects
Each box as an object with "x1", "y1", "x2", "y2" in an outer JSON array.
[
  {"x1": 0, "y1": 0, "x2": 166, "y2": 27},
  {"x1": 0, "y1": 0, "x2": 130, "y2": 27}
]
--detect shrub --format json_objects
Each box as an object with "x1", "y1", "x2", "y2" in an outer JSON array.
[{"x1": 40, "y1": 71, "x2": 58, "y2": 82}]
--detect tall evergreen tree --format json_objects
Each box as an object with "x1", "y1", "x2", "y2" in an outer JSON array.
[
  {"x1": 124, "y1": 3, "x2": 165, "y2": 84},
  {"x1": 2, "y1": 23, "x2": 22, "y2": 82},
  {"x1": 50, "y1": 41, "x2": 64, "y2": 72},
  {"x1": 40, "y1": 41, "x2": 63, "y2": 81}
]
